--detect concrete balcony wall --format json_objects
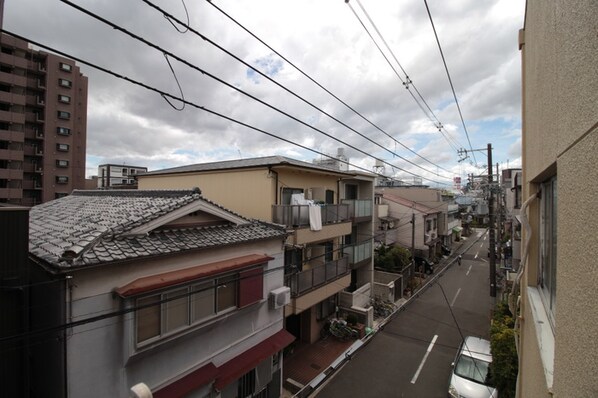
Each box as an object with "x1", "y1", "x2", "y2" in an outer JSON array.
[
  {"x1": 292, "y1": 221, "x2": 352, "y2": 245},
  {"x1": 0, "y1": 110, "x2": 25, "y2": 124},
  {"x1": 0, "y1": 91, "x2": 26, "y2": 106},
  {"x1": 0, "y1": 168, "x2": 23, "y2": 180},
  {"x1": 0, "y1": 187, "x2": 22, "y2": 199},
  {"x1": 339, "y1": 282, "x2": 371, "y2": 309},
  {"x1": 286, "y1": 274, "x2": 351, "y2": 316},
  {"x1": 0, "y1": 71, "x2": 27, "y2": 87},
  {"x1": 0, "y1": 130, "x2": 24, "y2": 143},
  {"x1": 0, "y1": 148, "x2": 23, "y2": 161}
]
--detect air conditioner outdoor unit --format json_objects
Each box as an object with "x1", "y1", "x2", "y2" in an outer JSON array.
[{"x1": 269, "y1": 286, "x2": 291, "y2": 310}]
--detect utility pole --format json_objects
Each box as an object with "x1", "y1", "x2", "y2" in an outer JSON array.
[{"x1": 488, "y1": 143, "x2": 497, "y2": 297}]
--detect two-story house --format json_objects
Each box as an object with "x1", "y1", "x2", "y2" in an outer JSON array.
[
  {"x1": 376, "y1": 186, "x2": 461, "y2": 252},
  {"x1": 375, "y1": 190, "x2": 441, "y2": 260},
  {"x1": 26, "y1": 189, "x2": 292, "y2": 397},
  {"x1": 137, "y1": 156, "x2": 375, "y2": 343}
]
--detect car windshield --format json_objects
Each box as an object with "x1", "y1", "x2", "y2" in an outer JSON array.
[{"x1": 455, "y1": 354, "x2": 492, "y2": 385}]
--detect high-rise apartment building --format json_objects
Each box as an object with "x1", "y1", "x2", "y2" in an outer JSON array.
[{"x1": 0, "y1": 33, "x2": 87, "y2": 206}]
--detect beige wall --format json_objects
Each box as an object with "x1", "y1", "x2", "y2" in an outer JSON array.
[
  {"x1": 519, "y1": 0, "x2": 598, "y2": 396},
  {"x1": 139, "y1": 169, "x2": 275, "y2": 221},
  {"x1": 139, "y1": 167, "x2": 344, "y2": 222}
]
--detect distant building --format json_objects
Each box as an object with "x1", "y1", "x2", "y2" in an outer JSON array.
[
  {"x1": 0, "y1": 33, "x2": 88, "y2": 205},
  {"x1": 97, "y1": 163, "x2": 147, "y2": 189},
  {"x1": 312, "y1": 147, "x2": 349, "y2": 171}
]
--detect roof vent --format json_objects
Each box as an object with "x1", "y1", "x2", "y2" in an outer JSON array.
[{"x1": 192, "y1": 187, "x2": 202, "y2": 195}]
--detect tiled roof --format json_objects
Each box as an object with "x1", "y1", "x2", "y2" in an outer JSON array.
[
  {"x1": 141, "y1": 155, "x2": 353, "y2": 176},
  {"x1": 29, "y1": 190, "x2": 286, "y2": 271}
]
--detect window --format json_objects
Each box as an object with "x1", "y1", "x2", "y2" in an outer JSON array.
[
  {"x1": 57, "y1": 111, "x2": 70, "y2": 120},
  {"x1": 57, "y1": 127, "x2": 71, "y2": 136},
  {"x1": 59, "y1": 62, "x2": 72, "y2": 72},
  {"x1": 56, "y1": 159, "x2": 69, "y2": 168},
  {"x1": 539, "y1": 176, "x2": 557, "y2": 324},
  {"x1": 58, "y1": 78, "x2": 72, "y2": 88},
  {"x1": 135, "y1": 269, "x2": 260, "y2": 346},
  {"x1": 426, "y1": 220, "x2": 432, "y2": 232},
  {"x1": 316, "y1": 295, "x2": 337, "y2": 320},
  {"x1": 58, "y1": 94, "x2": 71, "y2": 104},
  {"x1": 56, "y1": 143, "x2": 70, "y2": 152},
  {"x1": 55, "y1": 176, "x2": 69, "y2": 184}
]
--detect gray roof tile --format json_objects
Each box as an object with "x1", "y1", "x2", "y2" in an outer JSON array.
[{"x1": 29, "y1": 189, "x2": 286, "y2": 271}]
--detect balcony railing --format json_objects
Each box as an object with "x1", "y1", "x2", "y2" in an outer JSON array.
[
  {"x1": 272, "y1": 203, "x2": 349, "y2": 228},
  {"x1": 341, "y1": 199, "x2": 372, "y2": 220},
  {"x1": 344, "y1": 240, "x2": 373, "y2": 265},
  {"x1": 285, "y1": 256, "x2": 349, "y2": 297}
]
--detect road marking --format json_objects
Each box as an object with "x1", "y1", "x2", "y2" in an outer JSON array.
[
  {"x1": 411, "y1": 334, "x2": 438, "y2": 384},
  {"x1": 466, "y1": 265, "x2": 472, "y2": 276},
  {"x1": 480, "y1": 258, "x2": 488, "y2": 263},
  {"x1": 475, "y1": 253, "x2": 479, "y2": 259},
  {"x1": 451, "y1": 288, "x2": 461, "y2": 307}
]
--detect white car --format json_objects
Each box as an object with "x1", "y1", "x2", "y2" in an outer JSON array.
[{"x1": 448, "y1": 336, "x2": 498, "y2": 398}]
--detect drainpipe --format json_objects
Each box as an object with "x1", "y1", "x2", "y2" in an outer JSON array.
[{"x1": 268, "y1": 167, "x2": 279, "y2": 204}]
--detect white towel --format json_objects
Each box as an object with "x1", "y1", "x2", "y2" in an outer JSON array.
[{"x1": 309, "y1": 204, "x2": 322, "y2": 231}]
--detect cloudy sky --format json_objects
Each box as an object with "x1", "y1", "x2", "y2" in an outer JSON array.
[{"x1": 5, "y1": 0, "x2": 525, "y2": 188}]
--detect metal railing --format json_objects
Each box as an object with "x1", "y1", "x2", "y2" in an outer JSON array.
[
  {"x1": 285, "y1": 256, "x2": 349, "y2": 297},
  {"x1": 272, "y1": 203, "x2": 349, "y2": 228},
  {"x1": 341, "y1": 199, "x2": 372, "y2": 219},
  {"x1": 344, "y1": 240, "x2": 373, "y2": 265}
]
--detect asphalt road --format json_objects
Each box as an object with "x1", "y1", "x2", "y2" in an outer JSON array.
[{"x1": 315, "y1": 230, "x2": 496, "y2": 398}]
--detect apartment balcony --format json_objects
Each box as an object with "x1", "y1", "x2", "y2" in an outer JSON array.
[
  {"x1": 0, "y1": 187, "x2": 23, "y2": 199},
  {"x1": 0, "y1": 71, "x2": 27, "y2": 87},
  {"x1": 22, "y1": 179, "x2": 42, "y2": 190},
  {"x1": 0, "y1": 168, "x2": 23, "y2": 180},
  {"x1": 342, "y1": 199, "x2": 373, "y2": 223},
  {"x1": 23, "y1": 163, "x2": 42, "y2": 174},
  {"x1": 0, "y1": 110, "x2": 25, "y2": 124},
  {"x1": 344, "y1": 240, "x2": 373, "y2": 268},
  {"x1": 285, "y1": 256, "x2": 349, "y2": 298},
  {"x1": 0, "y1": 53, "x2": 29, "y2": 69},
  {"x1": 0, "y1": 129, "x2": 23, "y2": 144},
  {"x1": 0, "y1": 148, "x2": 23, "y2": 161},
  {"x1": 0, "y1": 91, "x2": 26, "y2": 106},
  {"x1": 272, "y1": 204, "x2": 352, "y2": 245}
]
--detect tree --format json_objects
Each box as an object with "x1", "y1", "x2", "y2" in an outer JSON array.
[
  {"x1": 490, "y1": 301, "x2": 518, "y2": 398},
  {"x1": 374, "y1": 244, "x2": 411, "y2": 272}
]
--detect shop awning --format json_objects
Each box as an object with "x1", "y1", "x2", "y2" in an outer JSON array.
[
  {"x1": 214, "y1": 330, "x2": 295, "y2": 391},
  {"x1": 153, "y1": 363, "x2": 218, "y2": 398},
  {"x1": 452, "y1": 226, "x2": 463, "y2": 233}
]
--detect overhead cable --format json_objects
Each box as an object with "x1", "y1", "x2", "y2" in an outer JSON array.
[
  {"x1": 204, "y1": 0, "x2": 455, "y2": 176},
  {"x1": 56, "y1": 0, "x2": 451, "y2": 186},
  {"x1": 141, "y1": 0, "x2": 453, "y2": 180},
  {"x1": 422, "y1": 0, "x2": 478, "y2": 166}
]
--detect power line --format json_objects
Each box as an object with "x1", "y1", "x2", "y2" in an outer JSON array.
[
  {"x1": 203, "y1": 0, "x2": 456, "y2": 176},
  {"x1": 346, "y1": 0, "x2": 462, "y2": 154},
  {"x1": 141, "y1": 0, "x2": 453, "y2": 181},
  {"x1": 352, "y1": 0, "x2": 463, "y2": 153},
  {"x1": 58, "y1": 0, "x2": 450, "y2": 186},
  {"x1": 422, "y1": 0, "x2": 478, "y2": 166}
]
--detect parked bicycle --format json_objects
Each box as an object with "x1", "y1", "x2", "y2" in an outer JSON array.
[
  {"x1": 320, "y1": 318, "x2": 359, "y2": 341},
  {"x1": 370, "y1": 298, "x2": 397, "y2": 319}
]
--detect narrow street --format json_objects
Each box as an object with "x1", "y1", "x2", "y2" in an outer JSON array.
[{"x1": 315, "y1": 230, "x2": 495, "y2": 397}]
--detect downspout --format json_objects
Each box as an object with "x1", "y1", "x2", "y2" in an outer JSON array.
[{"x1": 268, "y1": 167, "x2": 279, "y2": 204}]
